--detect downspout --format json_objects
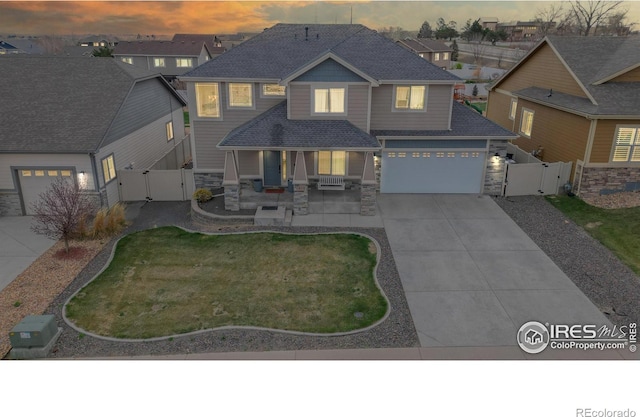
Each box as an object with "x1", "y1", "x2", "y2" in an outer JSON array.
[{"x1": 89, "y1": 153, "x2": 103, "y2": 207}]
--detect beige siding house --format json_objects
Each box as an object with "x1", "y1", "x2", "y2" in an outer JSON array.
[
  {"x1": 486, "y1": 36, "x2": 640, "y2": 198},
  {"x1": 180, "y1": 24, "x2": 515, "y2": 215},
  {"x1": 0, "y1": 56, "x2": 186, "y2": 215}
]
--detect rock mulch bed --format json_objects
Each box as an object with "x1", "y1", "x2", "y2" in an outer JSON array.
[
  {"x1": 494, "y1": 195, "x2": 640, "y2": 328},
  {"x1": 0, "y1": 239, "x2": 107, "y2": 358},
  {"x1": 581, "y1": 191, "x2": 640, "y2": 209}
]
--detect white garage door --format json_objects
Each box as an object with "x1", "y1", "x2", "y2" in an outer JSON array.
[
  {"x1": 18, "y1": 169, "x2": 73, "y2": 215},
  {"x1": 381, "y1": 150, "x2": 486, "y2": 193}
]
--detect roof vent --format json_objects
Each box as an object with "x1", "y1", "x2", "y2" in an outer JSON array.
[
  {"x1": 305, "y1": 27, "x2": 309, "y2": 41},
  {"x1": 316, "y1": 33, "x2": 320, "y2": 40}
]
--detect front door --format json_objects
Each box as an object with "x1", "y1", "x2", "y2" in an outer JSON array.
[{"x1": 263, "y1": 151, "x2": 281, "y2": 187}]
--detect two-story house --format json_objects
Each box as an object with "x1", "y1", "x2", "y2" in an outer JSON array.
[
  {"x1": 113, "y1": 40, "x2": 214, "y2": 82},
  {"x1": 180, "y1": 24, "x2": 515, "y2": 215},
  {"x1": 396, "y1": 38, "x2": 453, "y2": 69},
  {"x1": 486, "y1": 36, "x2": 640, "y2": 198}
]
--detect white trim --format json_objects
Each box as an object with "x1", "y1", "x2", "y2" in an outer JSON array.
[
  {"x1": 366, "y1": 84, "x2": 372, "y2": 133},
  {"x1": 609, "y1": 125, "x2": 640, "y2": 163},
  {"x1": 310, "y1": 84, "x2": 348, "y2": 116},
  {"x1": 227, "y1": 82, "x2": 256, "y2": 110},
  {"x1": 194, "y1": 82, "x2": 222, "y2": 119},
  {"x1": 593, "y1": 62, "x2": 640, "y2": 85},
  {"x1": 447, "y1": 85, "x2": 454, "y2": 129},
  {"x1": 583, "y1": 119, "x2": 597, "y2": 164},
  {"x1": 392, "y1": 85, "x2": 427, "y2": 112},
  {"x1": 519, "y1": 108, "x2": 535, "y2": 138}
]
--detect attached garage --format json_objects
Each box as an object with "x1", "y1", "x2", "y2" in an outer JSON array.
[
  {"x1": 380, "y1": 140, "x2": 487, "y2": 194},
  {"x1": 17, "y1": 169, "x2": 75, "y2": 215}
]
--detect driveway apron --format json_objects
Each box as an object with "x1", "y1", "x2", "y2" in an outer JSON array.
[{"x1": 378, "y1": 194, "x2": 610, "y2": 347}]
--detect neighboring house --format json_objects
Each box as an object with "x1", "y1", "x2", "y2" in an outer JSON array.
[
  {"x1": 0, "y1": 56, "x2": 186, "y2": 216},
  {"x1": 486, "y1": 36, "x2": 640, "y2": 198},
  {"x1": 0, "y1": 38, "x2": 45, "y2": 55},
  {"x1": 396, "y1": 38, "x2": 452, "y2": 69},
  {"x1": 479, "y1": 18, "x2": 499, "y2": 31},
  {"x1": 179, "y1": 24, "x2": 515, "y2": 214},
  {"x1": 497, "y1": 21, "x2": 555, "y2": 42},
  {"x1": 171, "y1": 34, "x2": 226, "y2": 57},
  {"x1": 0, "y1": 40, "x2": 21, "y2": 54},
  {"x1": 78, "y1": 35, "x2": 114, "y2": 47},
  {"x1": 216, "y1": 32, "x2": 259, "y2": 50},
  {"x1": 113, "y1": 40, "x2": 213, "y2": 81}
]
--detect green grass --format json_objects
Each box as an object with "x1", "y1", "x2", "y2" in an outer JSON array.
[
  {"x1": 546, "y1": 195, "x2": 640, "y2": 275},
  {"x1": 65, "y1": 227, "x2": 387, "y2": 338}
]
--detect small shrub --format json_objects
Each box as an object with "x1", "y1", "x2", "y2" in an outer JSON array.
[
  {"x1": 455, "y1": 62, "x2": 463, "y2": 69},
  {"x1": 92, "y1": 208, "x2": 108, "y2": 238},
  {"x1": 105, "y1": 203, "x2": 127, "y2": 235},
  {"x1": 193, "y1": 188, "x2": 213, "y2": 203},
  {"x1": 13, "y1": 301, "x2": 21, "y2": 307}
]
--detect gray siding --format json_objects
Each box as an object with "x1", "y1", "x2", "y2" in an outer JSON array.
[
  {"x1": 304, "y1": 151, "x2": 315, "y2": 176},
  {"x1": 104, "y1": 78, "x2": 183, "y2": 146},
  {"x1": 0, "y1": 153, "x2": 93, "y2": 190},
  {"x1": 293, "y1": 59, "x2": 366, "y2": 82},
  {"x1": 189, "y1": 82, "x2": 285, "y2": 170},
  {"x1": 238, "y1": 150, "x2": 260, "y2": 176},
  {"x1": 348, "y1": 151, "x2": 364, "y2": 176},
  {"x1": 370, "y1": 84, "x2": 452, "y2": 130},
  {"x1": 116, "y1": 55, "x2": 197, "y2": 77},
  {"x1": 288, "y1": 83, "x2": 369, "y2": 131}
]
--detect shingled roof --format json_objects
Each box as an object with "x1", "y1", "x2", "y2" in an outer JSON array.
[
  {"x1": 218, "y1": 102, "x2": 380, "y2": 150},
  {"x1": 114, "y1": 40, "x2": 210, "y2": 57},
  {"x1": 0, "y1": 56, "x2": 185, "y2": 153},
  {"x1": 397, "y1": 38, "x2": 452, "y2": 53},
  {"x1": 182, "y1": 23, "x2": 459, "y2": 82}
]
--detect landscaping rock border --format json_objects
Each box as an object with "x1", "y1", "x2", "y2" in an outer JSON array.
[{"x1": 45, "y1": 201, "x2": 419, "y2": 358}]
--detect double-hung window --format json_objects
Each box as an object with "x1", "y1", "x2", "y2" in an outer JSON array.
[
  {"x1": 101, "y1": 154, "x2": 116, "y2": 184},
  {"x1": 153, "y1": 57, "x2": 165, "y2": 67},
  {"x1": 228, "y1": 83, "x2": 253, "y2": 108},
  {"x1": 509, "y1": 98, "x2": 518, "y2": 120},
  {"x1": 318, "y1": 151, "x2": 346, "y2": 176},
  {"x1": 262, "y1": 83, "x2": 286, "y2": 97},
  {"x1": 314, "y1": 87, "x2": 345, "y2": 114},
  {"x1": 176, "y1": 58, "x2": 193, "y2": 68},
  {"x1": 195, "y1": 83, "x2": 220, "y2": 118},
  {"x1": 520, "y1": 108, "x2": 534, "y2": 137},
  {"x1": 394, "y1": 85, "x2": 426, "y2": 110},
  {"x1": 612, "y1": 126, "x2": 640, "y2": 162}
]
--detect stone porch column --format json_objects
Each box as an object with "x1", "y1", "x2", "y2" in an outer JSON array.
[
  {"x1": 360, "y1": 151, "x2": 377, "y2": 216},
  {"x1": 222, "y1": 151, "x2": 240, "y2": 211},
  {"x1": 292, "y1": 151, "x2": 309, "y2": 215}
]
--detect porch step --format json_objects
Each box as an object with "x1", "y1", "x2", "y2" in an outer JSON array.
[
  {"x1": 284, "y1": 209, "x2": 293, "y2": 226},
  {"x1": 254, "y1": 205, "x2": 286, "y2": 226}
]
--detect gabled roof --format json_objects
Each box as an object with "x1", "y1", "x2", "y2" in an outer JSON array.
[
  {"x1": 0, "y1": 56, "x2": 186, "y2": 153},
  {"x1": 182, "y1": 23, "x2": 459, "y2": 83},
  {"x1": 397, "y1": 38, "x2": 452, "y2": 53},
  {"x1": 372, "y1": 101, "x2": 517, "y2": 138},
  {"x1": 218, "y1": 102, "x2": 380, "y2": 150},
  {"x1": 0, "y1": 40, "x2": 18, "y2": 51},
  {"x1": 490, "y1": 35, "x2": 640, "y2": 116},
  {"x1": 171, "y1": 34, "x2": 226, "y2": 55},
  {"x1": 113, "y1": 40, "x2": 210, "y2": 57}
]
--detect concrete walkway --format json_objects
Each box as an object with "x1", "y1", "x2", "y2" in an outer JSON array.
[
  {"x1": 0, "y1": 216, "x2": 57, "y2": 291},
  {"x1": 377, "y1": 194, "x2": 612, "y2": 348}
]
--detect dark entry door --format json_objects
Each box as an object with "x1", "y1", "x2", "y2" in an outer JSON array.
[{"x1": 263, "y1": 151, "x2": 281, "y2": 187}]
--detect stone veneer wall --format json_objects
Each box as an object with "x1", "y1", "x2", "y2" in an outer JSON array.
[
  {"x1": 0, "y1": 192, "x2": 22, "y2": 216},
  {"x1": 190, "y1": 198, "x2": 253, "y2": 226},
  {"x1": 194, "y1": 172, "x2": 224, "y2": 190},
  {"x1": 224, "y1": 185, "x2": 240, "y2": 211},
  {"x1": 293, "y1": 184, "x2": 308, "y2": 215},
  {"x1": 360, "y1": 184, "x2": 376, "y2": 216},
  {"x1": 577, "y1": 166, "x2": 640, "y2": 198},
  {"x1": 484, "y1": 140, "x2": 508, "y2": 195}
]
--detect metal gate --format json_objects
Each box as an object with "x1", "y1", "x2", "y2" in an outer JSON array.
[
  {"x1": 118, "y1": 169, "x2": 195, "y2": 202},
  {"x1": 503, "y1": 162, "x2": 572, "y2": 197}
]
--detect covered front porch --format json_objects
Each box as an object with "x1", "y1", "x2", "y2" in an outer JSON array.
[{"x1": 238, "y1": 186, "x2": 362, "y2": 214}]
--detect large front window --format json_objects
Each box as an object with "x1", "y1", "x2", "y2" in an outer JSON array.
[
  {"x1": 195, "y1": 83, "x2": 220, "y2": 118},
  {"x1": 228, "y1": 83, "x2": 253, "y2": 108},
  {"x1": 318, "y1": 151, "x2": 346, "y2": 175},
  {"x1": 612, "y1": 126, "x2": 640, "y2": 162},
  {"x1": 395, "y1": 85, "x2": 425, "y2": 110},
  {"x1": 314, "y1": 88, "x2": 345, "y2": 114}
]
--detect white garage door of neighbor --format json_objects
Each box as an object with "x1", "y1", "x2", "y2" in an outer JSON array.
[
  {"x1": 381, "y1": 150, "x2": 486, "y2": 193},
  {"x1": 18, "y1": 169, "x2": 73, "y2": 215}
]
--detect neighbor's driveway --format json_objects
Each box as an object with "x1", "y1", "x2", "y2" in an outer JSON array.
[
  {"x1": 378, "y1": 194, "x2": 611, "y2": 348},
  {"x1": 0, "y1": 216, "x2": 57, "y2": 291}
]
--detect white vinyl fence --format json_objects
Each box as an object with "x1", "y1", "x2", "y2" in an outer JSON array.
[{"x1": 118, "y1": 169, "x2": 195, "y2": 202}]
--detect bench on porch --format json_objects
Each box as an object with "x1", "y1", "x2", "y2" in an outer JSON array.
[{"x1": 317, "y1": 175, "x2": 345, "y2": 190}]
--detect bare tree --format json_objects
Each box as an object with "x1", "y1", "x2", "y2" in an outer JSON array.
[
  {"x1": 469, "y1": 34, "x2": 486, "y2": 66},
  {"x1": 568, "y1": 0, "x2": 625, "y2": 36},
  {"x1": 31, "y1": 177, "x2": 96, "y2": 253},
  {"x1": 534, "y1": 3, "x2": 564, "y2": 37}
]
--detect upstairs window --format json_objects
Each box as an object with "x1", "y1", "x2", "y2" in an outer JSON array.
[
  {"x1": 195, "y1": 83, "x2": 220, "y2": 118},
  {"x1": 153, "y1": 57, "x2": 165, "y2": 67},
  {"x1": 395, "y1": 85, "x2": 426, "y2": 110},
  {"x1": 262, "y1": 84, "x2": 286, "y2": 97},
  {"x1": 434, "y1": 53, "x2": 441, "y2": 61},
  {"x1": 443, "y1": 52, "x2": 450, "y2": 60},
  {"x1": 314, "y1": 87, "x2": 345, "y2": 114},
  {"x1": 520, "y1": 108, "x2": 534, "y2": 138},
  {"x1": 176, "y1": 58, "x2": 193, "y2": 68},
  {"x1": 166, "y1": 121, "x2": 174, "y2": 141},
  {"x1": 612, "y1": 126, "x2": 640, "y2": 162},
  {"x1": 228, "y1": 83, "x2": 254, "y2": 108},
  {"x1": 121, "y1": 57, "x2": 133, "y2": 64}
]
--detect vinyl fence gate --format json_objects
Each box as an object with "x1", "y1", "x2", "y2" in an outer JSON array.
[{"x1": 118, "y1": 169, "x2": 195, "y2": 202}]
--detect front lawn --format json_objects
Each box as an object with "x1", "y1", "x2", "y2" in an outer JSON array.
[
  {"x1": 65, "y1": 227, "x2": 387, "y2": 338},
  {"x1": 546, "y1": 195, "x2": 640, "y2": 275}
]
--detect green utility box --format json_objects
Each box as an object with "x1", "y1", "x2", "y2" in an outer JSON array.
[{"x1": 9, "y1": 315, "x2": 58, "y2": 348}]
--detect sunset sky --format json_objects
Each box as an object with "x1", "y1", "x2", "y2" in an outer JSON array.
[{"x1": 1, "y1": 1, "x2": 639, "y2": 37}]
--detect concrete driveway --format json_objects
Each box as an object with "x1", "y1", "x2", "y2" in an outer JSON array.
[
  {"x1": 378, "y1": 194, "x2": 611, "y2": 348},
  {"x1": 0, "y1": 216, "x2": 57, "y2": 291}
]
